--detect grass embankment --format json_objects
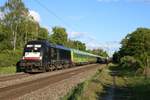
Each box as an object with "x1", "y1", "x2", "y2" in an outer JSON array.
[
  {"x1": 0, "y1": 50, "x2": 22, "y2": 74},
  {"x1": 0, "y1": 66, "x2": 16, "y2": 74},
  {"x1": 109, "y1": 65, "x2": 150, "y2": 100},
  {"x1": 62, "y1": 64, "x2": 150, "y2": 100},
  {"x1": 62, "y1": 65, "x2": 113, "y2": 100}
]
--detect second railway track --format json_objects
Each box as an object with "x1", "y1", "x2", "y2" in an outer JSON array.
[
  {"x1": 0, "y1": 64, "x2": 103, "y2": 100},
  {"x1": 0, "y1": 73, "x2": 31, "y2": 82}
]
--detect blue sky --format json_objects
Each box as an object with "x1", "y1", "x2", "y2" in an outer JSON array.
[{"x1": 1, "y1": 0, "x2": 150, "y2": 56}]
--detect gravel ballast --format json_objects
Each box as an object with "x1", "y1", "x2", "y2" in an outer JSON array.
[
  {"x1": 0, "y1": 64, "x2": 97, "y2": 88},
  {"x1": 18, "y1": 65, "x2": 103, "y2": 100}
]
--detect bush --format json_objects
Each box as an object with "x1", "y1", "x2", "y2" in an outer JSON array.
[
  {"x1": 0, "y1": 50, "x2": 22, "y2": 67},
  {"x1": 120, "y1": 56, "x2": 142, "y2": 70}
]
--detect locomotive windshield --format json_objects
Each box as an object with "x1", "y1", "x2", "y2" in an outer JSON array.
[
  {"x1": 23, "y1": 44, "x2": 42, "y2": 60},
  {"x1": 25, "y1": 44, "x2": 41, "y2": 52}
]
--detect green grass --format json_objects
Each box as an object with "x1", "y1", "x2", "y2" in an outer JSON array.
[
  {"x1": 0, "y1": 49, "x2": 22, "y2": 74},
  {"x1": 61, "y1": 66, "x2": 113, "y2": 100},
  {"x1": 0, "y1": 49, "x2": 22, "y2": 67},
  {"x1": 0, "y1": 66, "x2": 16, "y2": 74},
  {"x1": 62, "y1": 64, "x2": 150, "y2": 100},
  {"x1": 62, "y1": 82, "x2": 88, "y2": 100},
  {"x1": 126, "y1": 76, "x2": 150, "y2": 100},
  {"x1": 109, "y1": 64, "x2": 150, "y2": 100},
  {"x1": 79, "y1": 68, "x2": 112, "y2": 100}
]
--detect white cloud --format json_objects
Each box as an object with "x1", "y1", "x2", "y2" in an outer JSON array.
[
  {"x1": 43, "y1": 26, "x2": 52, "y2": 34},
  {"x1": 68, "y1": 32, "x2": 86, "y2": 39},
  {"x1": 86, "y1": 40, "x2": 121, "y2": 56},
  {"x1": 68, "y1": 31, "x2": 121, "y2": 56},
  {"x1": 29, "y1": 10, "x2": 40, "y2": 22}
]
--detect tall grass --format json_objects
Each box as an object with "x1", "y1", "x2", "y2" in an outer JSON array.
[
  {"x1": 61, "y1": 68, "x2": 112, "y2": 100},
  {"x1": 0, "y1": 49, "x2": 22, "y2": 67},
  {"x1": 0, "y1": 49, "x2": 22, "y2": 74},
  {"x1": 62, "y1": 82, "x2": 87, "y2": 100},
  {"x1": 0, "y1": 66, "x2": 16, "y2": 74},
  {"x1": 62, "y1": 64, "x2": 150, "y2": 100}
]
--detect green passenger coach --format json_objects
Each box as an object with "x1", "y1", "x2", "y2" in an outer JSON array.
[{"x1": 71, "y1": 49, "x2": 99, "y2": 65}]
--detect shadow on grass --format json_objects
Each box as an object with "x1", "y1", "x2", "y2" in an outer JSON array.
[
  {"x1": 108, "y1": 65, "x2": 137, "y2": 77},
  {"x1": 128, "y1": 78, "x2": 150, "y2": 100},
  {"x1": 96, "y1": 85, "x2": 132, "y2": 100},
  {"x1": 105, "y1": 64, "x2": 150, "y2": 100}
]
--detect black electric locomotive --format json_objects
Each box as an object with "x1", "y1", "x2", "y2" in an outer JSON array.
[{"x1": 17, "y1": 40, "x2": 107, "y2": 73}]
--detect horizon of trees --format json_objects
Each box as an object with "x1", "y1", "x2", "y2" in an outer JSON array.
[{"x1": 0, "y1": 0, "x2": 108, "y2": 57}]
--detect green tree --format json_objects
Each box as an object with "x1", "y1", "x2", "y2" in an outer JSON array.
[
  {"x1": 66, "y1": 39, "x2": 86, "y2": 51},
  {"x1": 114, "y1": 28, "x2": 150, "y2": 76},
  {"x1": 112, "y1": 51, "x2": 121, "y2": 63},
  {"x1": 49, "y1": 26, "x2": 68, "y2": 45},
  {"x1": 119, "y1": 56, "x2": 142, "y2": 70},
  {"x1": 119, "y1": 28, "x2": 150, "y2": 58},
  {"x1": 88, "y1": 49, "x2": 108, "y2": 57},
  {"x1": 0, "y1": 0, "x2": 29, "y2": 51},
  {"x1": 72, "y1": 40, "x2": 86, "y2": 51},
  {"x1": 18, "y1": 16, "x2": 39, "y2": 45},
  {"x1": 38, "y1": 27, "x2": 49, "y2": 40},
  {"x1": 0, "y1": 22, "x2": 12, "y2": 50}
]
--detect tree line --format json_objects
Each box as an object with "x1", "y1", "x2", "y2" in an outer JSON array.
[
  {"x1": 0, "y1": 0, "x2": 108, "y2": 57},
  {"x1": 113, "y1": 28, "x2": 150, "y2": 77}
]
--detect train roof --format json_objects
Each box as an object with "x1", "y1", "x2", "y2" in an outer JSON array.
[
  {"x1": 26, "y1": 40, "x2": 71, "y2": 51},
  {"x1": 52, "y1": 45, "x2": 71, "y2": 51},
  {"x1": 71, "y1": 49, "x2": 103, "y2": 58},
  {"x1": 26, "y1": 40, "x2": 51, "y2": 46}
]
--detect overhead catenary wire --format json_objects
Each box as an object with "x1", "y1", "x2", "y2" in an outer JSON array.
[
  {"x1": 33, "y1": 0, "x2": 120, "y2": 55},
  {"x1": 35, "y1": 0, "x2": 75, "y2": 31}
]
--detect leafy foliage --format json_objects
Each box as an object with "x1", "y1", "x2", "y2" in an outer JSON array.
[
  {"x1": 49, "y1": 27, "x2": 68, "y2": 45},
  {"x1": 67, "y1": 39, "x2": 86, "y2": 51},
  {"x1": 0, "y1": 50, "x2": 22, "y2": 67},
  {"x1": 119, "y1": 28, "x2": 150, "y2": 58},
  {"x1": 0, "y1": 0, "x2": 108, "y2": 69},
  {"x1": 38, "y1": 27, "x2": 49, "y2": 40},
  {"x1": 119, "y1": 56, "x2": 142, "y2": 70},
  {"x1": 0, "y1": 0, "x2": 49, "y2": 50},
  {"x1": 112, "y1": 51, "x2": 121, "y2": 63},
  {"x1": 113, "y1": 28, "x2": 150, "y2": 75},
  {"x1": 87, "y1": 49, "x2": 108, "y2": 57}
]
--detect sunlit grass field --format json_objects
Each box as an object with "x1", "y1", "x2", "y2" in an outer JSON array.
[
  {"x1": 0, "y1": 49, "x2": 22, "y2": 74},
  {"x1": 0, "y1": 66, "x2": 16, "y2": 74}
]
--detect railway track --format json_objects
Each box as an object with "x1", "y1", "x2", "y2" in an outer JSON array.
[
  {"x1": 0, "y1": 73, "x2": 30, "y2": 82},
  {"x1": 0, "y1": 64, "x2": 103, "y2": 100}
]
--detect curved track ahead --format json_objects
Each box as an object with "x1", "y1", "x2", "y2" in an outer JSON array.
[{"x1": 0, "y1": 64, "x2": 103, "y2": 100}]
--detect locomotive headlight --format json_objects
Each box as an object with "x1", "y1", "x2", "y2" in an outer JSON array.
[
  {"x1": 34, "y1": 47, "x2": 37, "y2": 50},
  {"x1": 40, "y1": 56, "x2": 42, "y2": 60}
]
